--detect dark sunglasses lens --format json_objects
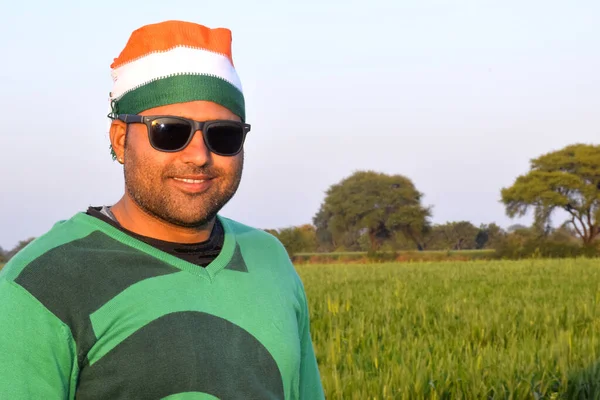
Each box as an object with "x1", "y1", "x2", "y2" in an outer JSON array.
[
  {"x1": 205, "y1": 123, "x2": 245, "y2": 155},
  {"x1": 149, "y1": 118, "x2": 193, "y2": 151}
]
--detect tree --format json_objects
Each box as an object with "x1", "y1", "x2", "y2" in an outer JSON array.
[
  {"x1": 313, "y1": 170, "x2": 432, "y2": 251},
  {"x1": 549, "y1": 224, "x2": 579, "y2": 243},
  {"x1": 313, "y1": 208, "x2": 335, "y2": 252},
  {"x1": 475, "y1": 223, "x2": 506, "y2": 249},
  {"x1": 425, "y1": 221, "x2": 479, "y2": 250},
  {"x1": 415, "y1": 225, "x2": 444, "y2": 250},
  {"x1": 442, "y1": 221, "x2": 480, "y2": 250},
  {"x1": 507, "y1": 224, "x2": 528, "y2": 233},
  {"x1": 0, "y1": 246, "x2": 6, "y2": 264},
  {"x1": 266, "y1": 225, "x2": 318, "y2": 256},
  {"x1": 501, "y1": 144, "x2": 600, "y2": 245},
  {"x1": 388, "y1": 231, "x2": 422, "y2": 251}
]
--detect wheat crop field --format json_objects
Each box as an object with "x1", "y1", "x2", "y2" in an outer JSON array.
[{"x1": 297, "y1": 259, "x2": 600, "y2": 400}]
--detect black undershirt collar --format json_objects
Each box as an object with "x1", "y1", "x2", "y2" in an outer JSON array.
[{"x1": 86, "y1": 206, "x2": 224, "y2": 268}]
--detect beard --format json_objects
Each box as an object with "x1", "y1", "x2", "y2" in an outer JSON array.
[{"x1": 123, "y1": 146, "x2": 244, "y2": 229}]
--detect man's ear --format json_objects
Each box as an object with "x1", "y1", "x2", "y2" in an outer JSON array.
[{"x1": 109, "y1": 120, "x2": 127, "y2": 163}]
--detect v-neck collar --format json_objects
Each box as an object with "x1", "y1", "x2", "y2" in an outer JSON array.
[{"x1": 75, "y1": 212, "x2": 237, "y2": 282}]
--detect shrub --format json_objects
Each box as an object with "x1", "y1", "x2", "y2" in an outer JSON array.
[{"x1": 494, "y1": 236, "x2": 600, "y2": 259}]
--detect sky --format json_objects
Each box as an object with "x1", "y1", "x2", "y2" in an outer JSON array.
[{"x1": 1, "y1": 0, "x2": 599, "y2": 250}]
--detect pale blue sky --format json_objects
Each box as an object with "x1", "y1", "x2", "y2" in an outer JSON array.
[{"x1": 1, "y1": 0, "x2": 599, "y2": 249}]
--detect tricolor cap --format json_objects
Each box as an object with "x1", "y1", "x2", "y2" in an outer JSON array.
[{"x1": 109, "y1": 20, "x2": 245, "y2": 121}]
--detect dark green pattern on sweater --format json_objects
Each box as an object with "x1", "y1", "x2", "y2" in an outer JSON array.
[
  {"x1": 15, "y1": 231, "x2": 180, "y2": 368},
  {"x1": 76, "y1": 311, "x2": 284, "y2": 400}
]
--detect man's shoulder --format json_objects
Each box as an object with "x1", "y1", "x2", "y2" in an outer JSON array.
[
  {"x1": 219, "y1": 216, "x2": 283, "y2": 245},
  {"x1": 0, "y1": 213, "x2": 93, "y2": 281},
  {"x1": 0, "y1": 211, "x2": 144, "y2": 289},
  {"x1": 1, "y1": 211, "x2": 182, "y2": 322},
  {"x1": 218, "y1": 216, "x2": 292, "y2": 261},
  {"x1": 218, "y1": 215, "x2": 301, "y2": 276}
]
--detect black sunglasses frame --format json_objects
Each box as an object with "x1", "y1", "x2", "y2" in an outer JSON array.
[{"x1": 115, "y1": 114, "x2": 251, "y2": 156}]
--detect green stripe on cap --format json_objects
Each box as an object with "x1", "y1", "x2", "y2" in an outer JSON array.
[{"x1": 115, "y1": 74, "x2": 245, "y2": 121}]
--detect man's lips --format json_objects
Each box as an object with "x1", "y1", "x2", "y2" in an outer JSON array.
[
  {"x1": 173, "y1": 177, "x2": 212, "y2": 184},
  {"x1": 170, "y1": 175, "x2": 215, "y2": 193}
]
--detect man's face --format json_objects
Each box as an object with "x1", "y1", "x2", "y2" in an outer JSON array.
[{"x1": 122, "y1": 101, "x2": 244, "y2": 228}]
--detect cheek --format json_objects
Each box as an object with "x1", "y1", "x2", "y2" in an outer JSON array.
[
  {"x1": 213, "y1": 154, "x2": 243, "y2": 176},
  {"x1": 125, "y1": 140, "x2": 171, "y2": 179}
]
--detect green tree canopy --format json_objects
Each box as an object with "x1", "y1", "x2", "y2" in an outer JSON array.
[
  {"x1": 432, "y1": 221, "x2": 480, "y2": 250},
  {"x1": 266, "y1": 224, "x2": 318, "y2": 256},
  {"x1": 501, "y1": 144, "x2": 600, "y2": 245},
  {"x1": 312, "y1": 208, "x2": 335, "y2": 252},
  {"x1": 475, "y1": 223, "x2": 506, "y2": 249},
  {"x1": 313, "y1": 170, "x2": 432, "y2": 251},
  {"x1": 507, "y1": 224, "x2": 529, "y2": 233}
]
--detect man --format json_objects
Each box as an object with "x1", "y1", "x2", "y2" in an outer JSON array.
[{"x1": 0, "y1": 20, "x2": 325, "y2": 400}]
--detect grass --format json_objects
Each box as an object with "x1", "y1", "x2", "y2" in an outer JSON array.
[
  {"x1": 294, "y1": 249, "x2": 496, "y2": 257},
  {"x1": 297, "y1": 258, "x2": 600, "y2": 399},
  {"x1": 292, "y1": 249, "x2": 496, "y2": 265}
]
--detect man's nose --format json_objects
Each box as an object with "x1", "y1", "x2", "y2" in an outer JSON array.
[{"x1": 178, "y1": 130, "x2": 211, "y2": 164}]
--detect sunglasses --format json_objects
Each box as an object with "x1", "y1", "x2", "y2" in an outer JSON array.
[{"x1": 115, "y1": 114, "x2": 251, "y2": 156}]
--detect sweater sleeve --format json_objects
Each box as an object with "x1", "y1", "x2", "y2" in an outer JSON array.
[
  {"x1": 0, "y1": 279, "x2": 76, "y2": 399},
  {"x1": 297, "y1": 285, "x2": 325, "y2": 399}
]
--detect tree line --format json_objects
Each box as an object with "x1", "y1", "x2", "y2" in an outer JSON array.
[
  {"x1": 267, "y1": 143, "x2": 600, "y2": 258},
  {"x1": 3, "y1": 143, "x2": 600, "y2": 263},
  {"x1": 266, "y1": 214, "x2": 589, "y2": 259}
]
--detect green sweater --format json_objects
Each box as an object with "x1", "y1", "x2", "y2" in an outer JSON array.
[{"x1": 0, "y1": 213, "x2": 324, "y2": 400}]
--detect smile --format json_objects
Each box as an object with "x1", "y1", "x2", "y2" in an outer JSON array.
[{"x1": 173, "y1": 178, "x2": 207, "y2": 184}]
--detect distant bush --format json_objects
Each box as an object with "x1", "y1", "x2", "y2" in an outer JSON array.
[
  {"x1": 266, "y1": 225, "x2": 318, "y2": 256},
  {"x1": 291, "y1": 243, "x2": 600, "y2": 264},
  {"x1": 494, "y1": 236, "x2": 600, "y2": 259}
]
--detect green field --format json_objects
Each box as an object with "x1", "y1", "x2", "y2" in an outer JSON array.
[
  {"x1": 297, "y1": 259, "x2": 600, "y2": 399},
  {"x1": 295, "y1": 250, "x2": 496, "y2": 256}
]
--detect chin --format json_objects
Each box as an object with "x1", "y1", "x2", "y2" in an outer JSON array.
[{"x1": 168, "y1": 213, "x2": 217, "y2": 229}]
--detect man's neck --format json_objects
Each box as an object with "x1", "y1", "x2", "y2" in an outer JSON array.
[{"x1": 110, "y1": 195, "x2": 215, "y2": 244}]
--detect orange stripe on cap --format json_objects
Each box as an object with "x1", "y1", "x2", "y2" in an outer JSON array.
[{"x1": 111, "y1": 20, "x2": 234, "y2": 68}]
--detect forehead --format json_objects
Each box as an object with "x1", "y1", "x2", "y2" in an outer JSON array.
[{"x1": 139, "y1": 100, "x2": 241, "y2": 122}]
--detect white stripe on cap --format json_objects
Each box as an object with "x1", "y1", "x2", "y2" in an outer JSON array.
[{"x1": 110, "y1": 46, "x2": 243, "y2": 100}]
